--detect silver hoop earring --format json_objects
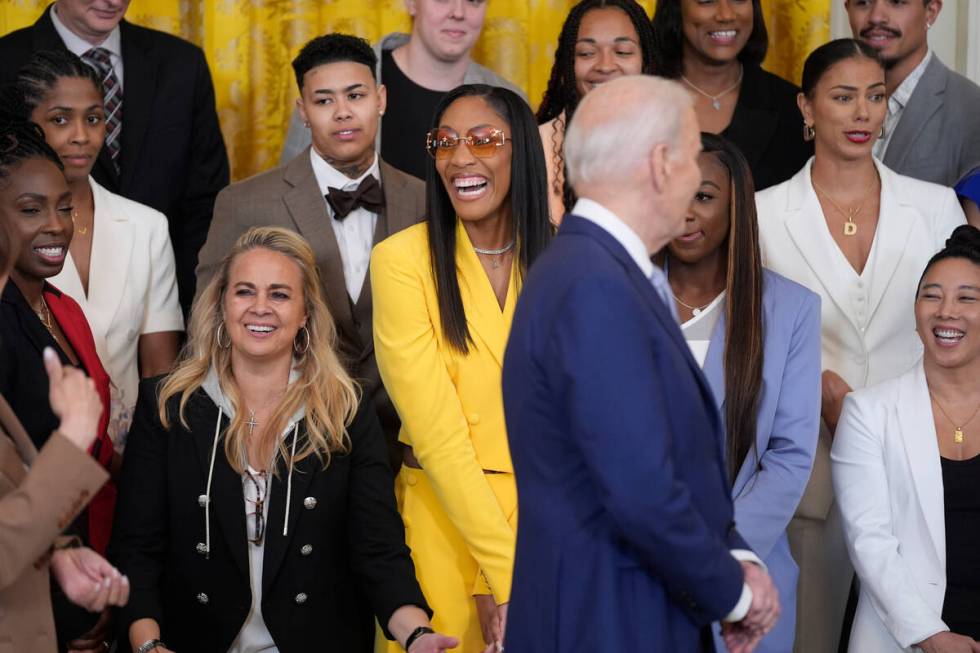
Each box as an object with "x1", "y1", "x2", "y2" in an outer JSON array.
[
  {"x1": 216, "y1": 322, "x2": 231, "y2": 349},
  {"x1": 879, "y1": 125, "x2": 886, "y2": 140},
  {"x1": 294, "y1": 325, "x2": 311, "y2": 356}
]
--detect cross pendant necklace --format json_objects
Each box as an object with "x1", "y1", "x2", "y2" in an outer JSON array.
[{"x1": 246, "y1": 410, "x2": 259, "y2": 436}]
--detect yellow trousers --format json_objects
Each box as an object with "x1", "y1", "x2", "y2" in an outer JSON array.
[{"x1": 376, "y1": 466, "x2": 517, "y2": 653}]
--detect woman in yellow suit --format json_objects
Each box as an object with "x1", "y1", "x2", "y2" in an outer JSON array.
[{"x1": 371, "y1": 84, "x2": 551, "y2": 653}]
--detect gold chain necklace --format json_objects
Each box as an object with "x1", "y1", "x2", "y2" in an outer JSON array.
[
  {"x1": 929, "y1": 391, "x2": 980, "y2": 444},
  {"x1": 33, "y1": 297, "x2": 55, "y2": 335},
  {"x1": 811, "y1": 178, "x2": 874, "y2": 237}
]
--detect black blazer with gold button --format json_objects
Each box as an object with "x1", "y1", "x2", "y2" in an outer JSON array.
[{"x1": 109, "y1": 378, "x2": 429, "y2": 652}]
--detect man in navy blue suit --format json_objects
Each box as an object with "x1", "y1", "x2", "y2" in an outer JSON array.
[{"x1": 502, "y1": 75, "x2": 780, "y2": 653}]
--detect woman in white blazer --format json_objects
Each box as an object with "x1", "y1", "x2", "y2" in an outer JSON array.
[
  {"x1": 755, "y1": 40, "x2": 966, "y2": 652},
  {"x1": 17, "y1": 51, "x2": 183, "y2": 453},
  {"x1": 832, "y1": 225, "x2": 980, "y2": 652}
]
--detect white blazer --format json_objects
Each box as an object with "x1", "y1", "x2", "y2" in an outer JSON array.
[
  {"x1": 50, "y1": 178, "x2": 183, "y2": 449},
  {"x1": 756, "y1": 157, "x2": 964, "y2": 390},
  {"x1": 831, "y1": 362, "x2": 948, "y2": 651}
]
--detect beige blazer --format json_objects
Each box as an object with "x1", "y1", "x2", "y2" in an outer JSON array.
[
  {"x1": 195, "y1": 150, "x2": 425, "y2": 464},
  {"x1": 0, "y1": 396, "x2": 107, "y2": 653}
]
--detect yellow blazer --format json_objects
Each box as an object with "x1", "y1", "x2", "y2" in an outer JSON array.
[{"x1": 371, "y1": 220, "x2": 518, "y2": 603}]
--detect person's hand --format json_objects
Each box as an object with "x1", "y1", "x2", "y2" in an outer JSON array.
[
  {"x1": 407, "y1": 631, "x2": 459, "y2": 652},
  {"x1": 44, "y1": 348, "x2": 103, "y2": 452},
  {"x1": 917, "y1": 632, "x2": 980, "y2": 653},
  {"x1": 722, "y1": 561, "x2": 780, "y2": 653},
  {"x1": 51, "y1": 547, "x2": 129, "y2": 612},
  {"x1": 821, "y1": 370, "x2": 852, "y2": 436},
  {"x1": 474, "y1": 594, "x2": 500, "y2": 647}
]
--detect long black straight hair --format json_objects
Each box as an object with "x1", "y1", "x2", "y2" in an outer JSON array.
[
  {"x1": 425, "y1": 84, "x2": 551, "y2": 354},
  {"x1": 668, "y1": 133, "x2": 764, "y2": 483}
]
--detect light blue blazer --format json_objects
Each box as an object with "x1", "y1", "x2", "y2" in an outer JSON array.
[{"x1": 708, "y1": 269, "x2": 822, "y2": 652}]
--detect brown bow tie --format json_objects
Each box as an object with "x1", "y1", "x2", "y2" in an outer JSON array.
[{"x1": 325, "y1": 175, "x2": 384, "y2": 220}]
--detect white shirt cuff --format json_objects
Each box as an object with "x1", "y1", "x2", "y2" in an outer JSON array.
[{"x1": 723, "y1": 550, "x2": 766, "y2": 622}]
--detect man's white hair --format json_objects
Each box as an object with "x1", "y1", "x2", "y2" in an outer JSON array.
[{"x1": 564, "y1": 75, "x2": 693, "y2": 191}]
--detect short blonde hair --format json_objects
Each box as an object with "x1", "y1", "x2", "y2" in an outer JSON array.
[{"x1": 158, "y1": 226, "x2": 359, "y2": 474}]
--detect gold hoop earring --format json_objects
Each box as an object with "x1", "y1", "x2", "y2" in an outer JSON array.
[
  {"x1": 216, "y1": 322, "x2": 231, "y2": 349},
  {"x1": 879, "y1": 125, "x2": 886, "y2": 140},
  {"x1": 803, "y1": 122, "x2": 815, "y2": 142},
  {"x1": 294, "y1": 325, "x2": 311, "y2": 356}
]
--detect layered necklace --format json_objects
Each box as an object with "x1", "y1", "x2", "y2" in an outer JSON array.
[
  {"x1": 681, "y1": 64, "x2": 744, "y2": 111},
  {"x1": 33, "y1": 297, "x2": 55, "y2": 335},
  {"x1": 930, "y1": 391, "x2": 980, "y2": 445}
]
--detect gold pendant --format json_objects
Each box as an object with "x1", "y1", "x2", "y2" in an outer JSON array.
[
  {"x1": 843, "y1": 220, "x2": 857, "y2": 236},
  {"x1": 955, "y1": 428, "x2": 965, "y2": 444}
]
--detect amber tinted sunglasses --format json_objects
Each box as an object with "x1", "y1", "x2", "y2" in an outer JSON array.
[{"x1": 425, "y1": 126, "x2": 510, "y2": 160}]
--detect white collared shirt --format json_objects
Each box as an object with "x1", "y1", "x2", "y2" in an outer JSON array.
[
  {"x1": 572, "y1": 196, "x2": 763, "y2": 622},
  {"x1": 874, "y1": 49, "x2": 932, "y2": 159},
  {"x1": 310, "y1": 149, "x2": 381, "y2": 303},
  {"x1": 50, "y1": 2, "x2": 124, "y2": 88}
]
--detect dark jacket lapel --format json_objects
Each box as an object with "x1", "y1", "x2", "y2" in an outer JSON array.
[
  {"x1": 189, "y1": 404, "x2": 249, "y2": 578},
  {"x1": 262, "y1": 438, "x2": 318, "y2": 592},
  {"x1": 724, "y1": 65, "x2": 779, "y2": 172},
  {"x1": 117, "y1": 20, "x2": 158, "y2": 192}
]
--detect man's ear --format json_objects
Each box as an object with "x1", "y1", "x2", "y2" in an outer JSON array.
[
  {"x1": 376, "y1": 83, "x2": 387, "y2": 117},
  {"x1": 404, "y1": 0, "x2": 417, "y2": 17},
  {"x1": 296, "y1": 94, "x2": 309, "y2": 126},
  {"x1": 648, "y1": 142, "x2": 670, "y2": 195}
]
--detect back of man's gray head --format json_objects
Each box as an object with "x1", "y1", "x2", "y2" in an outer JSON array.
[{"x1": 564, "y1": 75, "x2": 693, "y2": 191}]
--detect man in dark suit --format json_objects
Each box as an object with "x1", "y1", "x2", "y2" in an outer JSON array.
[
  {"x1": 196, "y1": 34, "x2": 425, "y2": 472},
  {"x1": 0, "y1": 0, "x2": 230, "y2": 314},
  {"x1": 502, "y1": 75, "x2": 780, "y2": 653},
  {"x1": 848, "y1": 0, "x2": 980, "y2": 186}
]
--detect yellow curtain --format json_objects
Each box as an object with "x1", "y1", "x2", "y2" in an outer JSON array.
[{"x1": 2, "y1": 0, "x2": 828, "y2": 180}]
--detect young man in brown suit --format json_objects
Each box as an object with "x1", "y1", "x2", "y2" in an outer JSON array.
[{"x1": 196, "y1": 34, "x2": 426, "y2": 470}]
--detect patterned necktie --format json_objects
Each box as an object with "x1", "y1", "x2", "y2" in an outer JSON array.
[
  {"x1": 325, "y1": 175, "x2": 384, "y2": 220},
  {"x1": 81, "y1": 47, "x2": 122, "y2": 174}
]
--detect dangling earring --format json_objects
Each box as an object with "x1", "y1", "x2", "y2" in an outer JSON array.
[
  {"x1": 294, "y1": 325, "x2": 311, "y2": 356},
  {"x1": 216, "y1": 322, "x2": 231, "y2": 349},
  {"x1": 879, "y1": 125, "x2": 886, "y2": 140},
  {"x1": 303, "y1": 120, "x2": 310, "y2": 128},
  {"x1": 803, "y1": 122, "x2": 815, "y2": 142}
]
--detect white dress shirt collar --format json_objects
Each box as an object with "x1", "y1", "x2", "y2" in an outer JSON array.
[
  {"x1": 572, "y1": 198, "x2": 654, "y2": 278},
  {"x1": 309, "y1": 148, "x2": 380, "y2": 195}
]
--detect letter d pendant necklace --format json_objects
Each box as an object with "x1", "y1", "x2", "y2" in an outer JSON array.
[
  {"x1": 811, "y1": 179, "x2": 869, "y2": 237},
  {"x1": 929, "y1": 391, "x2": 980, "y2": 444}
]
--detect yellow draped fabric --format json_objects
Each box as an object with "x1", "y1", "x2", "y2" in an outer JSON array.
[{"x1": 2, "y1": 0, "x2": 828, "y2": 180}]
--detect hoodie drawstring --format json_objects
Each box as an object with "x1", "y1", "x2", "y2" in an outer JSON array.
[
  {"x1": 202, "y1": 406, "x2": 223, "y2": 559},
  {"x1": 283, "y1": 422, "x2": 299, "y2": 537}
]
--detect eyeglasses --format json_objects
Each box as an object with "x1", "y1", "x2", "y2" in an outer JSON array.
[
  {"x1": 244, "y1": 468, "x2": 267, "y2": 546},
  {"x1": 425, "y1": 126, "x2": 510, "y2": 160}
]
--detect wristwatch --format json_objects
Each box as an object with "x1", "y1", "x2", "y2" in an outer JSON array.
[
  {"x1": 404, "y1": 626, "x2": 434, "y2": 651},
  {"x1": 136, "y1": 639, "x2": 166, "y2": 653}
]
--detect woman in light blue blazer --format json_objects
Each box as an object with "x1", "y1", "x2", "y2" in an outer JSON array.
[{"x1": 664, "y1": 133, "x2": 822, "y2": 652}]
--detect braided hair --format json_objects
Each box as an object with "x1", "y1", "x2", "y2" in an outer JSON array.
[
  {"x1": 0, "y1": 108, "x2": 64, "y2": 274},
  {"x1": 537, "y1": 0, "x2": 656, "y2": 213},
  {"x1": 14, "y1": 49, "x2": 104, "y2": 115}
]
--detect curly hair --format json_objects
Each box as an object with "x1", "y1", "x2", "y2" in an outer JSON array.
[{"x1": 536, "y1": 0, "x2": 656, "y2": 214}]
